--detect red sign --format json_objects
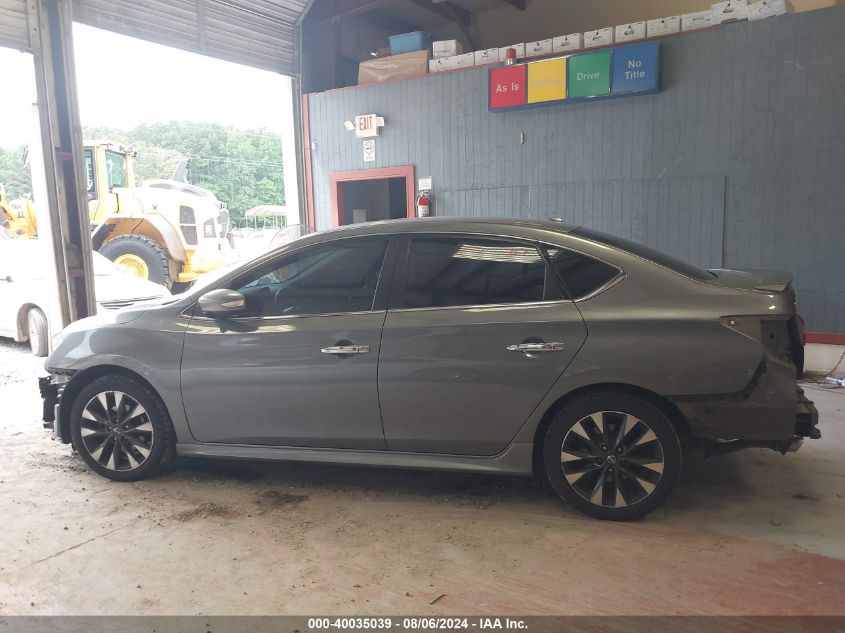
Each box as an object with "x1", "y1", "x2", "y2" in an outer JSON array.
[{"x1": 489, "y1": 65, "x2": 527, "y2": 110}]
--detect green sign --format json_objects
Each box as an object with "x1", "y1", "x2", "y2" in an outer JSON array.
[{"x1": 568, "y1": 50, "x2": 611, "y2": 98}]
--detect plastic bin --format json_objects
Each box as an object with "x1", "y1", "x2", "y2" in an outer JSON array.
[{"x1": 388, "y1": 31, "x2": 430, "y2": 55}]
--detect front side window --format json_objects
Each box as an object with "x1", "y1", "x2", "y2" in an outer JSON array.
[
  {"x1": 104, "y1": 150, "x2": 127, "y2": 190},
  {"x1": 546, "y1": 247, "x2": 621, "y2": 300},
  {"x1": 231, "y1": 237, "x2": 388, "y2": 317},
  {"x1": 397, "y1": 237, "x2": 559, "y2": 309}
]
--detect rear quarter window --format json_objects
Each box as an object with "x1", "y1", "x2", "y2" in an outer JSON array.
[
  {"x1": 546, "y1": 247, "x2": 621, "y2": 300},
  {"x1": 572, "y1": 227, "x2": 714, "y2": 282}
]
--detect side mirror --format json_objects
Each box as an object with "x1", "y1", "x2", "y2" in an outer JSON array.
[{"x1": 198, "y1": 289, "x2": 246, "y2": 317}]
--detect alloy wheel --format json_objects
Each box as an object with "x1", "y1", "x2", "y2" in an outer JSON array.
[
  {"x1": 560, "y1": 410, "x2": 665, "y2": 508},
  {"x1": 79, "y1": 391, "x2": 155, "y2": 471}
]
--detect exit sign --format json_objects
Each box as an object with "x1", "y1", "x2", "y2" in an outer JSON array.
[{"x1": 354, "y1": 114, "x2": 384, "y2": 138}]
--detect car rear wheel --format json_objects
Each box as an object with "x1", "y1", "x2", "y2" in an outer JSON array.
[
  {"x1": 70, "y1": 374, "x2": 176, "y2": 481},
  {"x1": 543, "y1": 392, "x2": 682, "y2": 521},
  {"x1": 27, "y1": 307, "x2": 48, "y2": 357}
]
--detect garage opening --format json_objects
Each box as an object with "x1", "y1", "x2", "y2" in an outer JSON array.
[{"x1": 330, "y1": 166, "x2": 415, "y2": 226}]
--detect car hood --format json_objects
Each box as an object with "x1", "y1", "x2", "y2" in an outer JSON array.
[
  {"x1": 707, "y1": 268, "x2": 793, "y2": 293},
  {"x1": 95, "y1": 273, "x2": 171, "y2": 303}
]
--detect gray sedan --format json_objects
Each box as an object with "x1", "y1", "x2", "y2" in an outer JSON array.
[{"x1": 40, "y1": 218, "x2": 819, "y2": 520}]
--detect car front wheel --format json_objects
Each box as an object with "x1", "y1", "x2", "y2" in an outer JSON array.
[
  {"x1": 543, "y1": 392, "x2": 682, "y2": 521},
  {"x1": 70, "y1": 374, "x2": 176, "y2": 481}
]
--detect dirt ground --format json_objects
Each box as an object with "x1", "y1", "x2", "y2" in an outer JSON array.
[{"x1": 0, "y1": 337, "x2": 843, "y2": 616}]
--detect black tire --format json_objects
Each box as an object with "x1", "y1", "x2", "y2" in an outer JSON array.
[
  {"x1": 70, "y1": 374, "x2": 176, "y2": 482},
  {"x1": 27, "y1": 307, "x2": 49, "y2": 357},
  {"x1": 542, "y1": 392, "x2": 682, "y2": 521},
  {"x1": 99, "y1": 235, "x2": 172, "y2": 287}
]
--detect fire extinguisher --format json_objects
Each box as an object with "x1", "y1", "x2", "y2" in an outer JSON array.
[{"x1": 416, "y1": 191, "x2": 431, "y2": 217}]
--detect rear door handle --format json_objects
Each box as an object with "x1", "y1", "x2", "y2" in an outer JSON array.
[
  {"x1": 507, "y1": 342, "x2": 565, "y2": 353},
  {"x1": 321, "y1": 345, "x2": 371, "y2": 355}
]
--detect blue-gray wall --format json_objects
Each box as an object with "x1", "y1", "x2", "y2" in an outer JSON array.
[{"x1": 307, "y1": 7, "x2": 845, "y2": 333}]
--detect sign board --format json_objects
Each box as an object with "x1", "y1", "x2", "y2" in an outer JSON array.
[
  {"x1": 611, "y1": 43, "x2": 660, "y2": 95},
  {"x1": 489, "y1": 65, "x2": 527, "y2": 109},
  {"x1": 488, "y1": 41, "x2": 660, "y2": 111},
  {"x1": 355, "y1": 114, "x2": 384, "y2": 138},
  {"x1": 568, "y1": 50, "x2": 612, "y2": 98},
  {"x1": 362, "y1": 139, "x2": 376, "y2": 162},
  {"x1": 418, "y1": 177, "x2": 432, "y2": 191},
  {"x1": 527, "y1": 57, "x2": 567, "y2": 104}
]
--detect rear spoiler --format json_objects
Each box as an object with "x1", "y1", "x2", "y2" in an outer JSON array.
[{"x1": 707, "y1": 268, "x2": 793, "y2": 293}]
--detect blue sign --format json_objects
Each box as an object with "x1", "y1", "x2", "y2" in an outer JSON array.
[{"x1": 611, "y1": 42, "x2": 660, "y2": 95}]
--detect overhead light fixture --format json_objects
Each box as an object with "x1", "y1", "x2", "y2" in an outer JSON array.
[{"x1": 343, "y1": 121, "x2": 355, "y2": 131}]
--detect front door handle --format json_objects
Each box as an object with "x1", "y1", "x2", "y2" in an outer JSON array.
[
  {"x1": 507, "y1": 342, "x2": 565, "y2": 353},
  {"x1": 321, "y1": 345, "x2": 371, "y2": 355}
]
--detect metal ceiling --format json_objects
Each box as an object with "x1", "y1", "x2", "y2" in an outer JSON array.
[
  {"x1": 1, "y1": 0, "x2": 314, "y2": 75},
  {"x1": 71, "y1": 0, "x2": 313, "y2": 75},
  {"x1": 0, "y1": 0, "x2": 32, "y2": 51}
]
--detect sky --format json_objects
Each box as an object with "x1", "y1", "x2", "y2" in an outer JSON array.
[{"x1": 0, "y1": 24, "x2": 292, "y2": 150}]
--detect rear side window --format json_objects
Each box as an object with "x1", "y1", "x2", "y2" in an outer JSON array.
[
  {"x1": 573, "y1": 227, "x2": 714, "y2": 281},
  {"x1": 397, "y1": 237, "x2": 558, "y2": 309},
  {"x1": 546, "y1": 247, "x2": 621, "y2": 300}
]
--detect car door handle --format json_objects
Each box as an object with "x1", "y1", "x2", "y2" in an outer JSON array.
[
  {"x1": 507, "y1": 342, "x2": 565, "y2": 353},
  {"x1": 0, "y1": 275, "x2": 11, "y2": 283},
  {"x1": 321, "y1": 345, "x2": 371, "y2": 355}
]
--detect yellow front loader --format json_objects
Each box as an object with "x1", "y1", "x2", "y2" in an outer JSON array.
[
  {"x1": 86, "y1": 142, "x2": 234, "y2": 288},
  {"x1": 4, "y1": 142, "x2": 234, "y2": 289}
]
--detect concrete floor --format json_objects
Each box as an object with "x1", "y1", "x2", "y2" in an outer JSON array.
[{"x1": 0, "y1": 338, "x2": 843, "y2": 616}]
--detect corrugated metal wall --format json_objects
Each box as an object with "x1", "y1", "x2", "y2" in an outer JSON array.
[{"x1": 307, "y1": 7, "x2": 845, "y2": 333}]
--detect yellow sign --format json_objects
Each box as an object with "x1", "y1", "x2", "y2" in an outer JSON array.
[{"x1": 527, "y1": 57, "x2": 567, "y2": 104}]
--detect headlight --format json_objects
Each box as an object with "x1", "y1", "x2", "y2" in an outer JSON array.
[{"x1": 51, "y1": 329, "x2": 67, "y2": 350}]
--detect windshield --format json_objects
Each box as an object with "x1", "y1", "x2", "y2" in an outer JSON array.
[{"x1": 573, "y1": 227, "x2": 715, "y2": 281}]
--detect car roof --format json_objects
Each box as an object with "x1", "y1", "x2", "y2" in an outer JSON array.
[{"x1": 300, "y1": 217, "x2": 579, "y2": 241}]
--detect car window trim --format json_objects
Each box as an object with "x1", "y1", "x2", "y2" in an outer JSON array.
[
  {"x1": 388, "y1": 232, "x2": 568, "y2": 312},
  {"x1": 192, "y1": 235, "x2": 398, "y2": 320}
]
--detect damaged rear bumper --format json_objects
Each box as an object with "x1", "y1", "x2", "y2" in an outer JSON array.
[{"x1": 671, "y1": 357, "x2": 820, "y2": 447}]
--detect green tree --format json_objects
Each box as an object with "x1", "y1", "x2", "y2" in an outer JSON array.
[
  {"x1": 83, "y1": 122, "x2": 285, "y2": 224},
  {"x1": 0, "y1": 146, "x2": 33, "y2": 199}
]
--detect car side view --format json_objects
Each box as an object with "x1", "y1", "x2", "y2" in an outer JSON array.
[{"x1": 40, "y1": 218, "x2": 820, "y2": 520}]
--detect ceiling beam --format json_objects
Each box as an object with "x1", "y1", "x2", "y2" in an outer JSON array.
[
  {"x1": 406, "y1": 0, "x2": 472, "y2": 27},
  {"x1": 500, "y1": 0, "x2": 526, "y2": 9}
]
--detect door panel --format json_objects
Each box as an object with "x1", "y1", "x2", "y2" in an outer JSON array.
[
  {"x1": 181, "y1": 312, "x2": 386, "y2": 448},
  {"x1": 378, "y1": 235, "x2": 588, "y2": 456},
  {"x1": 379, "y1": 304, "x2": 587, "y2": 455},
  {"x1": 180, "y1": 235, "x2": 392, "y2": 448}
]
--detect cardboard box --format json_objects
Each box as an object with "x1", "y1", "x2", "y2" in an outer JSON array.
[
  {"x1": 647, "y1": 16, "x2": 681, "y2": 37},
  {"x1": 452, "y1": 52, "x2": 475, "y2": 68},
  {"x1": 474, "y1": 48, "x2": 500, "y2": 65},
  {"x1": 553, "y1": 33, "x2": 583, "y2": 52},
  {"x1": 429, "y1": 58, "x2": 455, "y2": 73},
  {"x1": 497, "y1": 43, "x2": 525, "y2": 62},
  {"x1": 681, "y1": 10, "x2": 715, "y2": 31},
  {"x1": 525, "y1": 38, "x2": 554, "y2": 57},
  {"x1": 584, "y1": 27, "x2": 614, "y2": 48},
  {"x1": 615, "y1": 21, "x2": 646, "y2": 42},
  {"x1": 712, "y1": 0, "x2": 748, "y2": 23},
  {"x1": 359, "y1": 49, "x2": 430, "y2": 85},
  {"x1": 433, "y1": 40, "x2": 463, "y2": 59},
  {"x1": 747, "y1": 0, "x2": 790, "y2": 19}
]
